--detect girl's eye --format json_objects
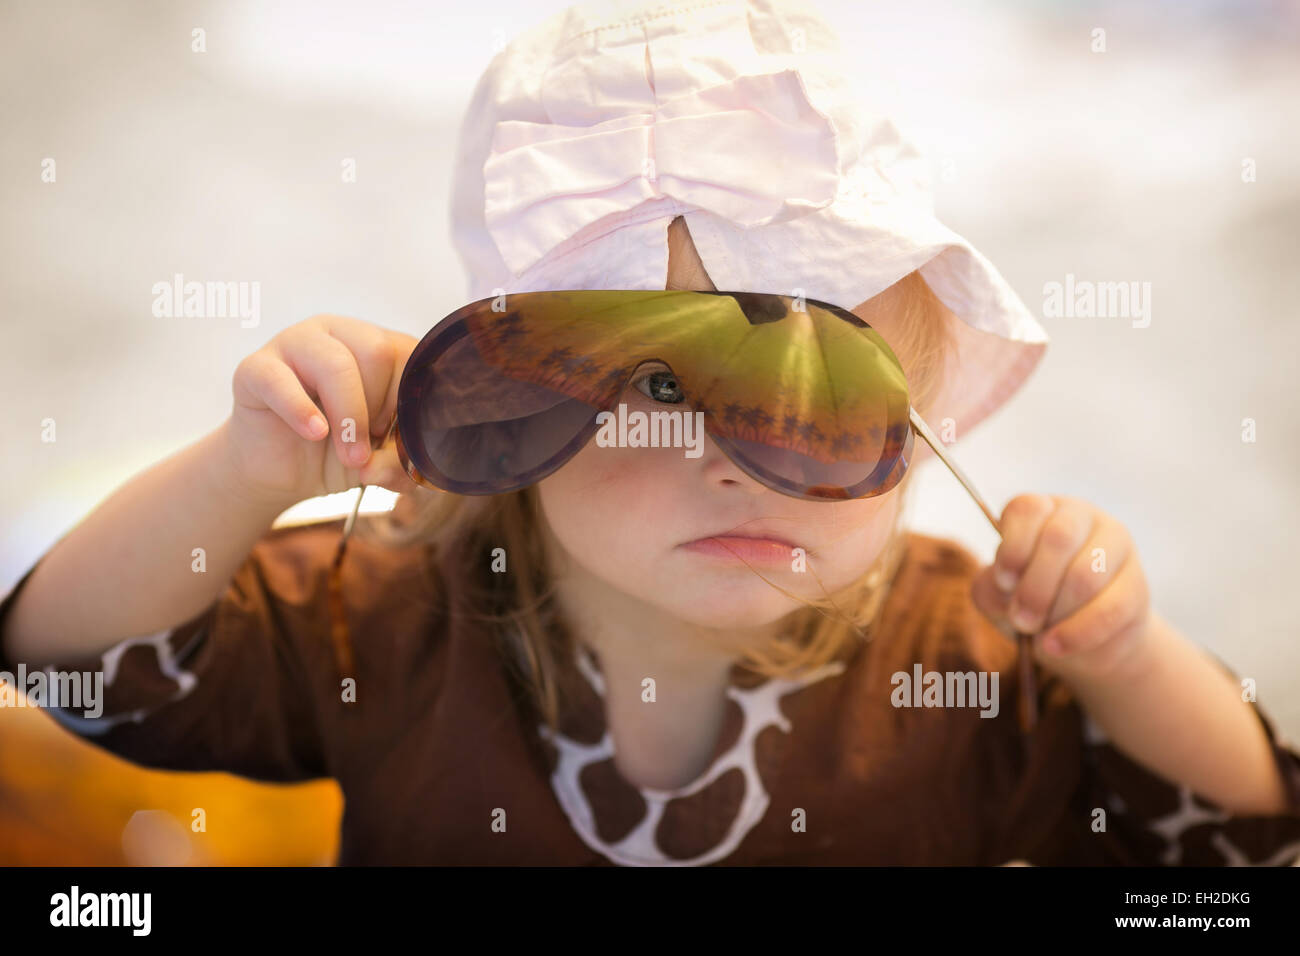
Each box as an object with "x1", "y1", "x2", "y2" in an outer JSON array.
[{"x1": 633, "y1": 368, "x2": 686, "y2": 404}]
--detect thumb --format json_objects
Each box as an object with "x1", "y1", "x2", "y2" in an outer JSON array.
[
  {"x1": 358, "y1": 441, "x2": 426, "y2": 498},
  {"x1": 970, "y1": 565, "x2": 1015, "y2": 633}
]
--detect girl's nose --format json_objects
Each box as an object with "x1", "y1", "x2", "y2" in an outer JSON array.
[{"x1": 698, "y1": 433, "x2": 768, "y2": 496}]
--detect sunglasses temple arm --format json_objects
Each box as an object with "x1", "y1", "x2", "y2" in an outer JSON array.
[
  {"x1": 338, "y1": 414, "x2": 401, "y2": 546},
  {"x1": 328, "y1": 415, "x2": 402, "y2": 681},
  {"x1": 341, "y1": 483, "x2": 366, "y2": 539},
  {"x1": 908, "y1": 409, "x2": 1004, "y2": 536},
  {"x1": 907, "y1": 408, "x2": 1038, "y2": 734}
]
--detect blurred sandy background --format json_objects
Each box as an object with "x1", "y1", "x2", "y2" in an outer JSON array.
[{"x1": 1, "y1": 0, "x2": 1297, "y2": 863}]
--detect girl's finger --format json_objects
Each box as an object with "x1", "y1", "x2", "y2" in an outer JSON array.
[
  {"x1": 232, "y1": 351, "x2": 331, "y2": 441},
  {"x1": 315, "y1": 316, "x2": 417, "y2": 443},
  {"x1": 1006, "y1": 498, "x2": 1097, "y2": 634},
  {"x1": 1039, "y1": 551, "x2": 1149, "y2": 671},
  {"x1": 1043, "y1": 517, "x2": 1132, "y2": 630},
  {"x1": 316, "y1": 315, "x2": 399, "y2": 435},
  {"x1": 370, "y1": 330, "x2": 418, "y2": 442},
  {"x1": 359, "y1": 440, "x2": 425, "y2": 497},
  {"x1": 991, "y1": 494, "x2": 1055, "y2": 588},
  {"x1": 970, "y1": 564, "x2": 1014, "y2": 632},
  {"x1": 278, "y1": 331, "x2": 371, "y2": 469}
]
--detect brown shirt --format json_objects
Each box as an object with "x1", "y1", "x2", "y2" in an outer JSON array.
[{"x1": 3, "y1": 518, "x2": 1299, "y2": 866}]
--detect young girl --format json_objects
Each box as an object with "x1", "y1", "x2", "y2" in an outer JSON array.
[{"x1": 3, "y1": 0, "x2": 1299, "y2": 866}]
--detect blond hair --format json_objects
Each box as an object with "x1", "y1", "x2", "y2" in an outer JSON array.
[{"x1": 365, "y1": 270, "x2": 954, "y2": 739}]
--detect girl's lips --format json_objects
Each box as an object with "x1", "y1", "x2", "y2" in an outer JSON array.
[{"x1": 679, "y1": 535, "x2": 799, "y2": 565}]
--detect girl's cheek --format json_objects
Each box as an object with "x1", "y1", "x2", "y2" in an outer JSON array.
[
  {"x1": 539, "y1": 441, "x2": 672, "y2": 541},
  {"x1": 562, "y1": 441, "x2": 668, "y2": 504},
  {"x1": 810, "y1": 497, "x2": 901, "y2": 586}
]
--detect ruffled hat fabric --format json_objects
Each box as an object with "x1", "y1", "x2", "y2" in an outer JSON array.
[{"x1": 449, "y1": 0, "x2": 1048, "y2": 442}]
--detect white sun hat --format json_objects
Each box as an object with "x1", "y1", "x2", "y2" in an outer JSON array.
[{"x1": 448, "y1": 0, "x2": 1049, "y2": 445}]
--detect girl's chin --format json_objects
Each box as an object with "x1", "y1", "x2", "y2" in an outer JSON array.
[{"x1": 638, "y1": 596, "x2": 799, "y2": 631}]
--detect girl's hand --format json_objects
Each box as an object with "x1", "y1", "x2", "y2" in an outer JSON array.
[
  {"x1": 223, "y1": 314, "x2": 425, "y2": 505},
  {"x1": 970, "y1": 494, "x2": 1154, "y2": 683}
]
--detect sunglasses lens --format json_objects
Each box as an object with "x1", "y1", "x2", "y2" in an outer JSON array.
[
  {"x1": 397, "y1": 322, "x2": 600, "y2": 493},
  {"x1": 709, "y1": 419, "x2": 913, "y2": 500},
  {"x1": 397, "y1": 291, "x2": 913, "y2": 500}
]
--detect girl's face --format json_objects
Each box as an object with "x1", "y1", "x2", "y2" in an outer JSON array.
[
  {"x1": 537, "y1": 391, "x2": 905, "y2": 633},
  {"x1": 536, "y1": 220, "x2": 914, "y2": 634}
]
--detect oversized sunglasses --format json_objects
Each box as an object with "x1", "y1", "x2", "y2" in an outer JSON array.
[{"x1": 328, "y1": 290, "x2": 1040, "y2": 732}]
